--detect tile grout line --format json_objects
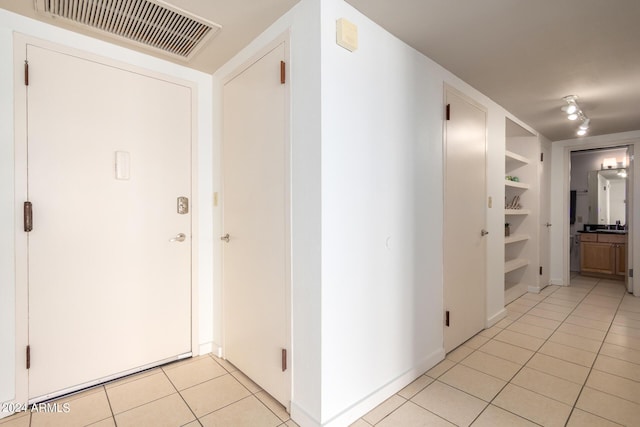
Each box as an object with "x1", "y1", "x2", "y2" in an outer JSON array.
[
  {"x1": 102, "y1": 384, "x2": 118, "y2": 427},
  {"x1": 511, "y1": 280, "x2": 639, "y2": 424},
  {"x1": 466, "y1": 283, "x2": 573, "y2": 426},
  {"x1": 422, "y1": 286, "x2": 571, "y2": 425},
  {"x1": 177, "y1": 356, "x2": 291, "y2": 425},
  {"x1": 466, "y1": 280, "x2": 622, "y2": 426},
  {"x1": 563, "y1": 279, "x2": 629, "y2": 427},
  {"x1": 234, "y1": 370, "x2": 292, "y2": 424},
  {"x1": 160, "y1": 363, "x2": 207, "y2": 426}
]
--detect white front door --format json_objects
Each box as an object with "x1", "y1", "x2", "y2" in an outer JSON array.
[
  {"x1": 25, "y1": 44, "x2": 192, "y2": 401},
  {"x1": 443, "y1": 87, "x2": 487, "y2": 352},
  {"x1": 222, "y1": 41, "x2": 290, "y2": 406}
]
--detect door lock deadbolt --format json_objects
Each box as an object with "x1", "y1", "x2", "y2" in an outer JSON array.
[{"x1": 177, "y1": 197, "x2": 189, "y2": 214}]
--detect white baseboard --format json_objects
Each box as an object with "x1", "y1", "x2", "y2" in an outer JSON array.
[
  {"x1": 198, "y1": 342, "x2": 217, "y2": 357},
  {"x1": 527, "y1": 285, "x2": 541, "y2": 294},
  {"x1": 486, "y1": 308, "x2": 507, "y2": 328},
  {"x1": 292, "y1": 349, "x2": 445, "y2": 427},
  {"x1": 550, "y1": 278, "x2": 566, "y2": 286},
  {"x1": 290, "y1": 402, "x2": 321, "y2": 427}
]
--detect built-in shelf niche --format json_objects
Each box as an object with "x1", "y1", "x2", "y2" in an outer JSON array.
[{"x1": 504, "y1": 118, "x2": 539, "y2": 305}]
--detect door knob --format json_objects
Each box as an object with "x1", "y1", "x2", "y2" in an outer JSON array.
[
  {"x1": 546, "y1": 223, "x2": 552, "y2": 227},
  {"x1": 481, "y1": 229, "x2": 489, "y2": 236},
  {"x1": 220, "y1": 233, "x2": 230, "y2": 243},
  {"x1": 170, "y1": 233, "x2": 186, "y2": 242}
]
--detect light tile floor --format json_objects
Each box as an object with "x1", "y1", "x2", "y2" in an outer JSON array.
[
  {"x1": 0, "y1": 355, "x2": 298, "y2": 427},
  {"x1": 2, "y1": 275, "x2": 639, "y2": 426},
  {"x1": 350, "y1": 275, "x2": 640, "y2": 427}
]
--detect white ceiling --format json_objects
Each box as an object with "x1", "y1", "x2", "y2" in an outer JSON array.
[
  {"x1": 345, "y1": 0, "x2": 640, "y2": 141},
  {"x1": 3, "y1": 0, "x2": 639, "y2": 141}
]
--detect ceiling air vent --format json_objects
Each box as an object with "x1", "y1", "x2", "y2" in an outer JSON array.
[{"x1": 35, "y1": 0, "x2": 222, "y2": 60}]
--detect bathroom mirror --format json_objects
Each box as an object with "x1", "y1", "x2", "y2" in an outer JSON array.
[{"x1": 588, "y1": 169, "x2": 627, "y2": 225}]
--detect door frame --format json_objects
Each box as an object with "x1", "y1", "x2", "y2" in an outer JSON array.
[
  {"x1": 219, "y1": 32, "x2": 292, "y2": 405},
  {"x1": 442, "y1": 83, "x2": 488, "y2": 351},
  {"x1": 12, "y1": 34, "x2": 200, "y2": 404},
  {"x1": 561, "y1": 138, "x2": 639, "y2": 295}
]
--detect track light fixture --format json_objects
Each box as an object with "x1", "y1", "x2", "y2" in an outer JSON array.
[
  {"x1": 561, "y1": 95, "x2": 590, "y2": 136},
  {"x1": 579, "y1": 118, "x2": 590, "y2": 130}
]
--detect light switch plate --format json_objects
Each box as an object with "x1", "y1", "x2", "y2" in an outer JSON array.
[
  {"x1": 337, "y1": 18, "x2": 358, "y2": 52},
  {"x1": 115, "y1": 151, "x2": 130, "y2": 180}
]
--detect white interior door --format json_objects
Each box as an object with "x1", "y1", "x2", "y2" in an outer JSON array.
[
  {"x1": 443, "y1": 87, "x2": 487, "y2": 352},
  {"x1": 539, "y1": 140, "x2": 551, "y2": 287},
  {"x1": 222, "y1": 42, "x2": 290, "y2": 407},
  {"x1": 26, "y1": 44, "x2": 192, "y2": 401}
]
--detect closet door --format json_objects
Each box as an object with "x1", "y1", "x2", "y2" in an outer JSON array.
[
  {"x1": 443, "y1": 86, "x2": 487, "y2": 352},
  {"x1": 222, "y1": 41, "x2": 291, "y2": 406}
]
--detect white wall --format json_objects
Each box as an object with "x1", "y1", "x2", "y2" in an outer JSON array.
[
  {"x1": 0, "y1": 8, "x2": 214, "y2": 410},
  {"x1": 610, "y1": 179, "x2": 626, "y2": 225},
  {"x1": 211, "y1": 0, "x2": 540, "y2": 424},
  {"x1": 319, "y1": 1, "x2": 442, "y2": 422},
  {"x1": 317, "y1": 0, "x2": 536, "y2": 424},
  {"x1": 550, "y1": 131, "x2": 640, "y2": 288}
]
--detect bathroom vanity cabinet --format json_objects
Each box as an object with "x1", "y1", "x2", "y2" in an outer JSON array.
[{"x1": 580, "y1": 232, "x2": 626, "y2": 279}]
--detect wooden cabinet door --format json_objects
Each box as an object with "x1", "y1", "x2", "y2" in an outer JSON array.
[
  {"x1": 615, "y1": 244, "x2": 627, "y2": 277},
  {"x1": 581, "y1": 242, "x2": 615, "y2": 274}
]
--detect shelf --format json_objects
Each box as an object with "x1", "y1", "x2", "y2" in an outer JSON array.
[
  {"x1": 505, "y1": 209, "x2": 531, "y2": 215},
  {"x1": 505, "y1": 150, "x2": 531, "y2": 165},
  {"x1": 505, "y1": 234, "x2": 530, "y2": 245},
  {"x1": 505, "y1": 180, "x2": 530, "y2": 190},
  {"x1": 505, "y1": 258, "x2": 529, "y2": 274}
]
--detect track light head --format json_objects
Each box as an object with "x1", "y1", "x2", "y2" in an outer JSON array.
[
  {"x1": 579, "y1": 118, "x2": 590, "y2": 130},
  {"x1": 568, "y1": 113, "x2": 578, "y2": 121},
  {"x1": 561, "y1": 103, "x2": 578, "y2": 115}
]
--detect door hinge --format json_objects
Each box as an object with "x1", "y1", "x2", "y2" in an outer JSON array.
[
  {"x1": 539, "y1": 266, "x2": 543, "y2": 275},
  {"x1": 281, "y1": 348, "x2": 287, "y2": 372},
  {"x1": 540, "y1": 152, "x2": 544, "y2": 162},
  {"x1": 280, "y1": 61, "x2": 286, "y2": 84},
  {"x1": 24, "y1": 201, "x2": 33, "y2": 232},
  {"x1": 24, "y1": 60, "x2": 29, "y2": 86},
  {"x1": 630, "y1": 268, "x2": 634, "y2": 278},
  {"x1": 445, "y1": 310, "x2": 450, "y2": 327},
  {"x1": 26, "y1": 345, "x2": 31, "y2": 369},
  {"x1": 445, "y1": 104, "x2": 451, "y2": 121}
]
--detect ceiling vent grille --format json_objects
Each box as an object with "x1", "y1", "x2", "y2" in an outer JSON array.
[{"x1": 35, "y1": 0, "x2": 222, "y2": 60}]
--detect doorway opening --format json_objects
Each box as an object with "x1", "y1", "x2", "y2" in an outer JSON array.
[{"x1": 569, "y1": 146, "x2": 631, "y2": 291}]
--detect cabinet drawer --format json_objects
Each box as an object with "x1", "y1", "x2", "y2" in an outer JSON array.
[
  {"x1": 580, "y1": 233, "x2": 598, "y2": 242},
  {"x1": 597, "y1": 234, "x2": 626, "y2": 244}
]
